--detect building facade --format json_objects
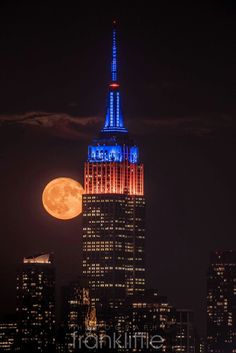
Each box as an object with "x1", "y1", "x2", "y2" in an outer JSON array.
[
  {"x1": 173, "y1": 309, "x2": 199, "y2": 353},
  {"x1": 61, "y1": 278, "x2": 96, "y2": 352},
  {"x1": 16, "y1": 253, "x2": 56, "y2": 352},
  {"x1": 82, "y1": 22, "x2": 146, "y2": 315},
  {"x1": 126, "y1": 290, "x2": 176, "y2": 352},
  {"x1": 0, "y1": 319, "x2": 17, "y2": 351},
  {"x1": 207, "y1": 250, "x2": 236, "y2": 353}
]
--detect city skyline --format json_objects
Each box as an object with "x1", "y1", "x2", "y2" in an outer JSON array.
[{"x1": 0, "y1": 0, "x2": 236, "y2": 340}]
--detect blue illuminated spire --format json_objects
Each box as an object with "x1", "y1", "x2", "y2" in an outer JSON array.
[
  {"x1": 111, "y1": 24, "x2": 117, "y2": 82},
  {"x1": 102, "y1": 21, "x2": 127, "y2": 133}
]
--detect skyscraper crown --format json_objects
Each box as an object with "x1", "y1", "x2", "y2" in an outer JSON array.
[{"x1": 87, "y1": 23, "x2": 139, "y2": 165}]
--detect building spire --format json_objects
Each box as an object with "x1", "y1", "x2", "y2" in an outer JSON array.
[
  {"x1": 111, "y1": 20, "x2": 117, "y2": 82},
  {"x1": 101, "y1": 21, "x2": 127, "y2": 133}
]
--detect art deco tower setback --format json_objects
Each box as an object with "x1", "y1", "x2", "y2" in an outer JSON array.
[{"x1": 82, "y1": 23, "x2": 145, "y2": 309}]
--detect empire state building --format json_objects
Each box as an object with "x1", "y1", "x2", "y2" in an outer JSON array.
[{"x1": 82, "y1": 23, "x2": 146, "y2": 311}]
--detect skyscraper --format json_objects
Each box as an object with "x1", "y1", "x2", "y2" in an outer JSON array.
[
  {"x1": 16, "y1": 253, "x2": 56, "y2": 352},
  {"x1": 82, "y1": 22, "x2": 146, "y2": 314},
  {"x1": 207, "y1": 250, "x2": 236, "y2": 353}
]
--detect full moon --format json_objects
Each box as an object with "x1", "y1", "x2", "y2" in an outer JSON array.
[{"x1": 42, "y1": 177, "x2": 84, "y2": 220}]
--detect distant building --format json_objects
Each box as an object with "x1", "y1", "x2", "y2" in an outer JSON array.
[
  {"x1": 207, "y1": 250, "x2": 236, "y2": 353},
  {"x1": 16, "y1": 253, "x2": 56, "y2": 352},
  {"x1": 173, "y1": 309, "x2": 199, "y2": 353},
  {"x1": 0, "y1": 317, "x2": 17, "y2": 351},
  {"x1": 199, "y1": 337, "x2": 205, "y2": 353},
  {"x1": 61, "y1": 278, "x2": 94, "y2": 352},
  {"x1": 55, "y1": 323, "x2": 67, "y2": 353},
  {"x1": 126, "y1": 290, "x2": 176, "y2": 352}
]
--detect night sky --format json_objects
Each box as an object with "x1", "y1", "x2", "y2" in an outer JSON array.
[{"x1": 1, "y1": 1, "x2": 236, "y2": 334}]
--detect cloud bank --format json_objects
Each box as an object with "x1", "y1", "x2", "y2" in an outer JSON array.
[{"x1": 0, "y1": 112, "x2": 235, "y2": 140}]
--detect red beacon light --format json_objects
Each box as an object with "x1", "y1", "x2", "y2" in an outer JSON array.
[{"x1": 110, "y1": 83, "x2": 120, "y2": 88}]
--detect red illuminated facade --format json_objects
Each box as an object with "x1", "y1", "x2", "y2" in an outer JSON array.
[{"x1": 84, "y1": 161, "x2": 144, "y2": 195}]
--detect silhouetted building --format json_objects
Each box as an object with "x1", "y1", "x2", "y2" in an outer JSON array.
[
  {"x1": 207, "y1": 250, "x2": 236, "y2": 353},
  {"x1": 173, "y1": 309, "x2": 199, "y2": 353},
  {"x1": 0, "y1": 317, "x2": 17, "y2": 351},
  {"x1": 82, "y1": 22, "x2": 145, "y2": 322},
  {"x1": 199, "y1": 337, "x2": 205, "y2": 353},
  {"x1": 55, "y1": 323, "x2": 67, "y2": 353},
  {"x1": 126, "y1": 290, "x2": 176, "y2": 352},
  {"x1": 62, "y1": 278, "x2": 95, "y2": 352},
  {"x1": 16, "y1": 253, "x2": 55, "y2": 352}
]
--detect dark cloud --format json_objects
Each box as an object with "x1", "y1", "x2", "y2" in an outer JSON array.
[
  {"x1": 1, "y1": 112, "x2": 235, "y2": 141},
  {"x1": 0, "y1": 112, "x2": 102, "y2": 140}
]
